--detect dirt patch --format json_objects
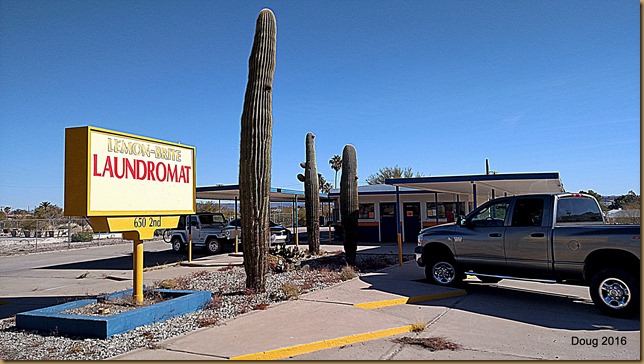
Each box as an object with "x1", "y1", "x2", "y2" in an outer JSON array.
[
  {"x1": 61, "y1": 291, "x2": 169, "y2": 317},
  {"x1": 393, "y1": 336, "x2": 462, "y2": 351}
]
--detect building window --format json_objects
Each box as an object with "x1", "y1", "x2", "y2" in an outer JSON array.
[
  {"x1": 427, "y1": 202, "x2": 466, "y2": 222},
  {"x1": 359, "y1": 203, "x2": 375, "y2": 219},
  {"x1": 380, "y1": 203, "x2": 395, "y2": 217},
  {"x1": 426, "y1": 202, "x2": 442, "y2": 219}
]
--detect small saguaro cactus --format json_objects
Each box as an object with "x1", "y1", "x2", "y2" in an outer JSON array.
[
  {"x1": 297, "y1": 132, "x2": 320, "y2": 254},
  {"x1": 340, "y1": 144, "x2": 358, "y2": 265},
  {"x1": 238, "y1": 8, "x2": 277, "y2": 293}
]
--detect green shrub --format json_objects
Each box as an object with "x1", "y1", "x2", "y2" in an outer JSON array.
[{"x1": 71, "y1": 231, "x2": 93, "y2": 242}]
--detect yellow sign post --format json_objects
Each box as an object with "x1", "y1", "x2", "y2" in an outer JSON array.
[
  {"x1": 89, "y1": 216, "x2": 180, "y2": 302},
  {"x1": 64, "y1": 126, "x2": 196, "y2": 304}
]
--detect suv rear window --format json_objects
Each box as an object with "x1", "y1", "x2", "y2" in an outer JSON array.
[
  {"x1": 198, "y1": 214, "x2": 226, "y2": 226},
  {"x1": 556, "y1": 196, "x2": 603, "y2": 223}
]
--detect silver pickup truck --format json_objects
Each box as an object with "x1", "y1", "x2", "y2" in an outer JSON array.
[
  {"x1": 167, "y1": 213, "x2": 230, "y2": 254},
  {"x1": 416, "y1": 193, "x2": 640, "y2": 317}
]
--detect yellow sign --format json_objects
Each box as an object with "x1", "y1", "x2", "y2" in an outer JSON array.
[
  {"x1": 89, "y1": 216, "x2": 180, "y2": 240},
  {"x1": 64, "y1": 126, "x2": 196, "y2": 217}
]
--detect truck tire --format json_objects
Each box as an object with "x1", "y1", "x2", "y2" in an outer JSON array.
[
  {"x1": 425, "y1": 255, "x2": 465, "y2": 287},
  {"x1": 589, "y1": 268, "x2": 639, "y2": 318},
  {"x1": 171, "y1": 237, "x2": 185, "y2": 253},
  {"x1": 206, "y1": 238, "x2": 223, "y2": 254}
]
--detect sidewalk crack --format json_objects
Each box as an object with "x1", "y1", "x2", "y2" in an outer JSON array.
[
  {"x1": 299, "y1": 298, "x2": 356, "y2": 306},
  {"x1": 164, "y1": 347, "x2": 230, "y2": 360}
]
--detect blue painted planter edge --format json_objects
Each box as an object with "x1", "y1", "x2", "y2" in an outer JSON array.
[{"x1": 15, "y1": 289, "x2": 212, "y2": 338}]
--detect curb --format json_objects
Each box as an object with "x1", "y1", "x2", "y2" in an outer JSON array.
[
  {"x1": 229, "y1": 325, "x2": 415, "y2": 360},
  {"x1": 230, "y1": 289, "x2": 466, "y2": 360},
  {"x1": 178, "y1": 261, "x2": 243, "y2": 267},
  {"x1": 353, "y1": 289, "x2": 467, "y2": 309}
]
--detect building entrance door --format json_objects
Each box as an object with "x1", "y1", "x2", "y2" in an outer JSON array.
[
  {"x1": 379, "y1": 203, "x2": 397, "y2": 242},
  {"x1": 403, "y1": 202, "x2": 421, "y2": 242}
]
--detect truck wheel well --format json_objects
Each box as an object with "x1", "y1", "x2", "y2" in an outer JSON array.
[
  {"x1": 584, "y1": 249, "x2": 640, "y2": 282},
  {"x1": 422, "y1": 242, "x2": 453, "y2": 263}
]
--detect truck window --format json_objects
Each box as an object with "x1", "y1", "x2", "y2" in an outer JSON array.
[
  {"x1": 470, "y1": 200, "x2": 509, "y2": 227},
  {"x1": 511, "y1": 198, "x2": 544, "y2": 227},
  {"x1": 556, "y1": 196, "x2": 603, "y2": 223}
]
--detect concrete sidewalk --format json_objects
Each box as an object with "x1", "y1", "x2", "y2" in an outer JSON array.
[{"x1": 112, "y1": 259, "x2": 465, "y2": 360}]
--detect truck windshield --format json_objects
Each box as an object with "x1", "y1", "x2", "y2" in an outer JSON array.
[
  {"x1": 198, "y1": 214, "x2": 226, "y2": 227},
  {"x1": 556, "y1": 197, "x2": 603, "y2": 224}
]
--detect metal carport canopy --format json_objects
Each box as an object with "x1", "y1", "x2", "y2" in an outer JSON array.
[
  {"x1": 385, "y1": 172, "x2": 565, "y2": 197},
  {"x1": 196, "y1": 184, "x2": 330, "y2": 202}
]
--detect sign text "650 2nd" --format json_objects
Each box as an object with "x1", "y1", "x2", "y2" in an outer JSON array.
[{"x1": 133, "y1": 217, "x2": 162, "y2": 228}]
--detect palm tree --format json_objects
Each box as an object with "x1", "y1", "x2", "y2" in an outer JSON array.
[
  {"x1": 329, "y1": 155, "x2": 342, "y2": 189},
  {"x1": 34, "y1": 201, "x2": 62, "y2": 219},
  {"x1": 318, "y1": 174, "x2": 333, "y2": 194},
  {"x1": 38, "y1": 201, "x2": 52, "y2": 209}
]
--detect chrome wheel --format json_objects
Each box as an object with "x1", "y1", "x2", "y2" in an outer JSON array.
[
  {"x1": 206, "y1": 238, "x2": 222, "y2": 254},
  {"x1": 171, "y1": 237, "x2": 184, "y2": 252},
  {"x1": 598, "y1": 277, "x2": 631, "y2": 310},
  {"x1": 590, "y1": 268, "x2": 639, "y2": 317},
  {"x1": 432, "y1": 262, "x2": 456, "y2": 284}
]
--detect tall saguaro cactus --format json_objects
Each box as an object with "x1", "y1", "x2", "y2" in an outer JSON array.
[
  {"x1": 340, "y1": 144, "x2": 358, "y2": 265},
  {"x1": 239, "y1": 8, "x2": 276, "y2": 292},
  {"x1": 297, "y1": 132, "x2": 320, "y2": 254}
]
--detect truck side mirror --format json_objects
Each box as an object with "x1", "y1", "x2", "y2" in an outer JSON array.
[{"x1": 457, "y1": 216, "x2": 468, "y2": 227}]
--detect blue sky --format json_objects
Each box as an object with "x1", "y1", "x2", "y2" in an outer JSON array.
[{"x1": 0, "y1": 0, "x2": 639, "y2": 210}]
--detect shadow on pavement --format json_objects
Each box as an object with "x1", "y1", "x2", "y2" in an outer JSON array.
[
  {"x1": 440, "y1": 282, "x2": 641, "y2": 331},
  {"x1": 0, "y1": 295, "x2": 95, "y2": 320},
  {"x1": 35, "y1": 250, "x2": 214, "y2": 271},
  {"x1": 362, "y1": 270, "x2": 640, "y2": 331}
]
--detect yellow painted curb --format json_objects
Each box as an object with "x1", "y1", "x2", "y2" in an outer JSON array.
[
  {"x1": 230, "y1": 325, "x2": 414, "y2": 360},
  {"x1": 353, "y1": 289, "x2": 467, "y2": 310}
]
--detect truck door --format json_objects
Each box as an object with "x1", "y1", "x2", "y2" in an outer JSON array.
[
  {"x1": 454, "y1": 198, "x2": 510, "y2": 274},
  {"x1": 504, "y1": 197, "x2": 553, "y2": 277}
]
